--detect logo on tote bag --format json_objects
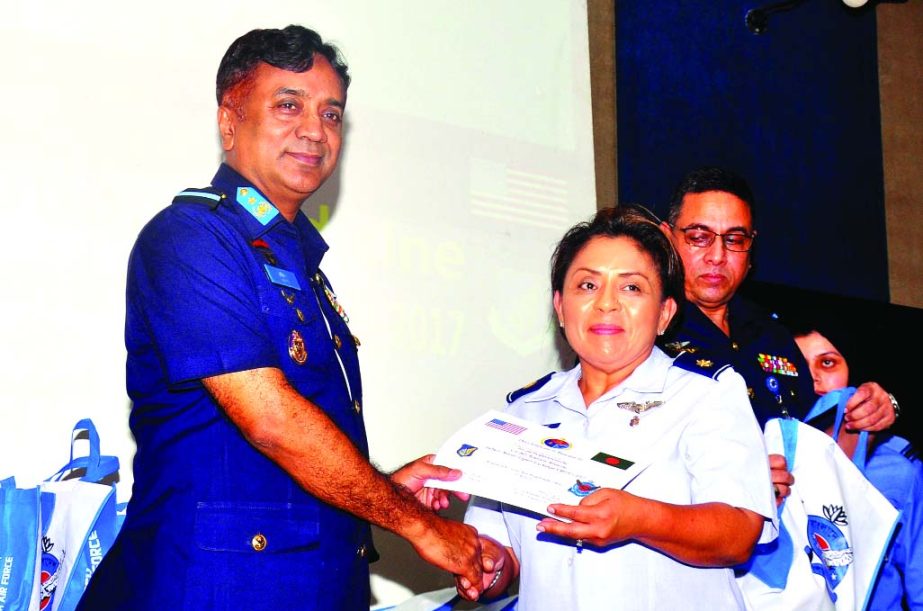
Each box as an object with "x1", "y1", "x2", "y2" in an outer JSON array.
[
  {"x1": 40, "y1": 536, "x2": 61, "y2": 610},
  {"x1": 805, "y1": 507, "x2": 853, "y2": 603}
]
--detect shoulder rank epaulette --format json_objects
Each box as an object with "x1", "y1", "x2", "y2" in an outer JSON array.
[
  {"x1": 172, "y1": 186, "x2": 226, "y2": 210},
  {"x1": 671, "y1": 350, "x2": 733, "y2": 381},
  {"x1": 506, "y1": 371, "x2": 555, "y2": 404}
]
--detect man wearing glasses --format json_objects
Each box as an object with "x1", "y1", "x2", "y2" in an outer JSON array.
[{"x1": 658, "y1": 166, "x2": 896, "y2": 499}]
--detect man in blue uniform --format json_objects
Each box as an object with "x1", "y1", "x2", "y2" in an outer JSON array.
[
  {"x1": 658, "y1": 166, "x2": 897, "y2": 499},
  {"x1": 78, "y1": 25, "x2": 482, "y2": 610}
]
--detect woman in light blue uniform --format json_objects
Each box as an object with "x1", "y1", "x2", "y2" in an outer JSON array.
[
  {"x1": 463, "y1": 205, "x2": 777, "y2": 610},
  {"x1": 794, "y1": 325, "x2": 923, "y2": 610}
]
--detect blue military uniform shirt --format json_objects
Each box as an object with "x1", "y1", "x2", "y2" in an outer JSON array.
[
  {"x1": 864, "y1": 436, "x2": 923, "y2": 609},
  {"x1": 79, "y1": 163, "x2": 373, "y2": 610},
  {"x1": 660, "y1": 296, "x2": 814, "y2": 426}
]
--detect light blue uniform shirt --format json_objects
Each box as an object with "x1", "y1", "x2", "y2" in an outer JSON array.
[{"x1": 865, "y1": 436, "x2": 923, "y2": 610}]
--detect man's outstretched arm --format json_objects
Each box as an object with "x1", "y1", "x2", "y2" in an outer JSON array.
[{"x1": 203, "y1": 367, "x2": 483, "y2": 591}]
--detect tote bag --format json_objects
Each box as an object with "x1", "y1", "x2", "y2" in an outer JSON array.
[
  {"x1": 0, "y1": 419, "x2": 125, "y2": 611},
  {"x1": 0, "y1": 478, "x2": 43, "y2": 611},
  {"x1": 736, "y1": 404, "x2": 899, "y2": 611}
]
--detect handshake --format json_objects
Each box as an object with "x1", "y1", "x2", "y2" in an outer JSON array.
[{"x1": 390, "y1": 454, "x2": 512, "y2": 603}]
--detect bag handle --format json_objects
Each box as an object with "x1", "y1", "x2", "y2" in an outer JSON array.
[
  {"x1": 805, "y1": 387, "x2": 869, "y2": 473},
  {"x1": 46, "y1": 418, "x2": 120, "y2": 483},
  {"x1": 777, "y1": 416, "x2": 798, "y2": 512}
]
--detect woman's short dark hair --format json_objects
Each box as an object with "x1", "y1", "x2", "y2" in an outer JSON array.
[
  {"x1": 216, "y1": 24, "x2": 350, "y2": 108},
  {"x1": 550, "y1": 205, "x2": 685, "y2": 329}
]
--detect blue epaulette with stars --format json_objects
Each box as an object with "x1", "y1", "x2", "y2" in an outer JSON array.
[
  {"x1": 670, "y1": 349, "x2": 733, "y2": 381},
  {"x1": 172, "y1": 186, "x2": 226, "y2": 210},
  {"x1": 506, "y1": 372, "x2": 555, "y2": 404}
]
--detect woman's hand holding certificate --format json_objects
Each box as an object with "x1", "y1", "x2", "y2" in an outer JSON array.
[{"x1": 425, "y1": 410, "x2": 647, "y2": 520}]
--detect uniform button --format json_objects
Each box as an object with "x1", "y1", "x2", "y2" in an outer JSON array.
[
  {"x1": 251, "y1": 533, "x2": 268, "y2": 552},
  {"x1": 352, "y1": 334, "x2": 361, "y2": 347},
  {"x1": 731, "y1": 342, "x2": 740, "y2": 351},
  {"x1": 333, "y1": 334, "x2": 342, "y2": 350},
  {"x1": 357, "y1": 544, "x2": 368, "y2": 558},
  {"x1": 296, "y1": 308, "x2": 305, "y2": 322},
  {"x1": 354, "y1": 400, "x2": 362, "y2": 414}
]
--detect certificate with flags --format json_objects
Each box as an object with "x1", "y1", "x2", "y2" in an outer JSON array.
[{"x1": 426, "y1": 410, "x2": 648, "y2": 520}]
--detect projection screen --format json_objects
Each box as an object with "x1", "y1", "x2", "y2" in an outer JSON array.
[{"x1": 0, "y1": 1, "x2": 596, "y2": 605}]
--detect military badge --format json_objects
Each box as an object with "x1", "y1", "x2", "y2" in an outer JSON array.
[
  {"x1": 663, "y1": 340, "x2": 699, "y2": 355},
  {"x1": 617, "y1": 400, "x2": 663, "y2": 427},
  {"x1": 617, "y1": 400, "x2": 663, "y2": 413},
  {"x1": 766, "y1": 375, "x2": 780, "y2": 393},
  {"x1": 288, "y1": 330, "x2": 308, "y2": 365},
  {"x1": 236, "y1": 186, "x2": 279, "y2": 225},
  {"x1": 251, "y1": 239, "x2": 278, "y2": 265},
  {"x1": 757, "y1": 353, "x2": 799, "y2": 376},
  {"x1": 315, "y1": 273, "x2": 350, "y2": 323}
]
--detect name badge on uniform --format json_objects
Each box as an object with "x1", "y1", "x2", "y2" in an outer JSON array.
[{"x1": 264, "y1": 264, "x2": 301, "y2": 290}]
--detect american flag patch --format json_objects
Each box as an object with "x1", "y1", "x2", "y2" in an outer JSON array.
[{"x1": 485, "y1": 418, "x2": 526, "y2": 435}]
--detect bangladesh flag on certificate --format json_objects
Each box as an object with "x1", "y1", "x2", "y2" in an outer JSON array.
[{"x1": 591, "y1": 452, "x2": 634, "y2": 470}]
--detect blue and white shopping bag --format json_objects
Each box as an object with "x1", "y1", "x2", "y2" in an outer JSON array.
[
  {"x1": 1, "y1": 419, "x2": 126, "y2": 611},
  {"x1": 737, "y1": 401, "x2": 899, "y2": 611}
]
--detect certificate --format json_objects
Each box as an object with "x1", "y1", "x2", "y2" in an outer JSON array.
[{"x1": 426, "y1": 410, "x2": 648, "y2": 520}]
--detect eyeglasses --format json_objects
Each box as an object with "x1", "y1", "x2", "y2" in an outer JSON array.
[{"x1": 674, "y1": 226, "x2": 756, "y2": 252}]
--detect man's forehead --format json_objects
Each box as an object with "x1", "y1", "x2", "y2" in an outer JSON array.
[
  {"x1": 678, "y1": 190, "x2": 752, "y2": 227},
  {"x1": 251, "y1": 61, "x2": 345, "y2": 100}
]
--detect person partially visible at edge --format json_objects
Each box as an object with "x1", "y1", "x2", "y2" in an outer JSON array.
[
  {"x1": 657, "y1": 165, "x2": 898, "y2": 503},
  {"x1": 462, "y1": 205, "x2": 777, "y2": 610},
  {"x1": 77, "y1": 25, "x2": 482, "y2": 610},
  {"x1": 793, "y1": 324, "x2": 923, "y2": 610}
]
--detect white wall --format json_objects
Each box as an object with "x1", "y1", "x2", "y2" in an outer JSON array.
[{"x1": 0, "y1": 1, "x2": 595, "y2": 606}]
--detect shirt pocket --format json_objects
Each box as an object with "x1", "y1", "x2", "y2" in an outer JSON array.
[{"x1": 193, "y1": 501, "x2": 319, "y2": 554}]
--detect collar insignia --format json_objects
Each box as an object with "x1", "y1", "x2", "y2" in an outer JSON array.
[{"x1": 237, "y1": 186, "x2": 279, "y2": 225}]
